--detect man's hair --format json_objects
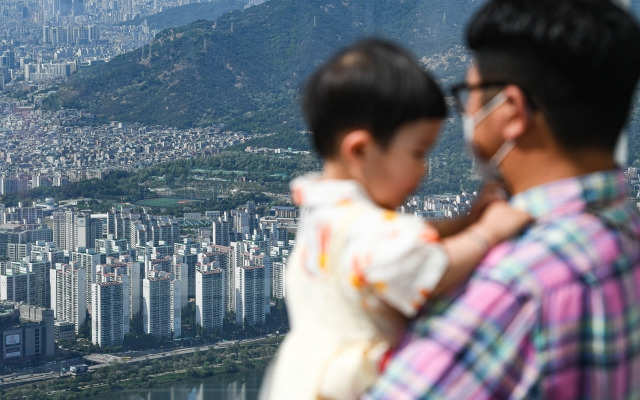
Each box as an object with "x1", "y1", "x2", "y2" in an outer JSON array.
[
  {"x1": 302, "y1": 38, "x2": 446, "y2": 159},
  {"x1": 467, "y1": 0, "x2": 640, "y2": 151}
]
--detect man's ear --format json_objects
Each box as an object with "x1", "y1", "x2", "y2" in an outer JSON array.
[
  {"x1": 339, "y1": 129, "x2": 373, "y2": 167},
  {"x1": 502, "y1": 85, "x2": 533, "y2": 141}
]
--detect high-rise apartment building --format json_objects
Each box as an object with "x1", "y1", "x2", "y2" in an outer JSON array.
[
  {"x1": 53, "y1": 209, "x2": 103, "y2": 252},
  {"x1": 95, "y1": 235, "x2": 130, "y2": 257},
  {"x1": 143, "y1": 272, "x2": 172, "y2": 340},
  {"x1": 106, "y1": 208, "x2": 133, "y2": 241},
  {"x1": 196, "y1": 264, "x2": 225, "y2": 333},
  {"x1": 2, "y1": 202, "x2": 44, "y2": 224},
  {"x1": 52, "y1": 209, "x2": 71, "y2": 252},
  {"x1": 129, "y1": 221, "x2": 147, "y2": 250},
  {"x1": 31, "y1": 241, "x2": 67, "y2": 269},
  {"x1": 126, "y1": 261, "x2": 142, "y2": 318},
  {"x1": 76, "y1": 212, "x2": 103, "y2": 249},
  {"x1": 50, "y1": 263, "x2": 87, "y2": 333},
  {"x1": 91, "y1": 278, "x2": 129, "y2": 347},
  {"x1": 1, "y1": 267, "x2": 33, "y2": 303},
  {"x1": 235, "y1": 265, "x2": 265, "y2": 326},
  {"x1": 11, "y1": 259, "x2": 49, "y2": 308},
  {"x1": 170, "y1": 279, "x2": 181, "y2": 338},
  {"x1": 234, "y1": 211, "x2": 250, "y2": 238},
  {"x1": 7, "y1": 243, "x2": 30, "y2": 261},
  {"x1": 0, "y1": 224, "x2": 26, "y2": 260},
  {"x1": 271, "y1": 260, "x2": 286, "y2": 299},
  {"x1": 0, "y1": 174, "x2": 28, "y2": 195},
  {"x1": 174, "y1": 238, "x2": 200, "y2": 299},
  {"x1": 149, "y1": 256, "x2": 172, "y2": 274},
  {"x1": 71, "y1": 247, "x2": 103, "y2": 311},
  {"x1": 172, "y1": 258, "x2": 188, "y2": 308},
  {"x1": 212, "y1": 217, "x2": 231, "y2": 246},
  {"x1": 151, "y1": 220, "x2": 180, "y2": 247},
  {"x1": 0, "y1": 224, "x2": 52, "y2": 260},
  {"x1": 202, "y1": 245, "x2": 234, "y2": 312}
]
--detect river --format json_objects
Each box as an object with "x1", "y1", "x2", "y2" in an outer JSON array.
[{"x1": 86, "y1": 367, "x2": 266, "y2": 400}]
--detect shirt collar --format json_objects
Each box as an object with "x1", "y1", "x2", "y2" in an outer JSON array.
[
  {"x1": 290, "y1": 173, "x2": 373, "y2": 208},
  {"x1": 510, "y1": 169, "x2": 628, "y2": 220}
]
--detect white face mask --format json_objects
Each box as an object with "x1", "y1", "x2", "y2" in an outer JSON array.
[{"x1": 462, "y1": 91, "x2": 514, "y2": 181}]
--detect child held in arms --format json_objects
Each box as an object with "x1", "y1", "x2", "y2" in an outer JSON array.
[{"x1": 261, "y1": 38, "x2": 531, "y2": 400}]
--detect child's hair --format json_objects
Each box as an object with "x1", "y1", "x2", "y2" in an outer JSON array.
[{"x1": 302, "y1": 37, "x2": 447, "y2": 159}]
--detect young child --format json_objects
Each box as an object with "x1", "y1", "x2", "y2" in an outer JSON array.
[{"x1": 261, "y1": 38, "x2": 530, "y2": 400}]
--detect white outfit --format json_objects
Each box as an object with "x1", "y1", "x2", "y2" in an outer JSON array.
[{"x1": 261, "y1": 174, "x2": 448, "y2": 400}]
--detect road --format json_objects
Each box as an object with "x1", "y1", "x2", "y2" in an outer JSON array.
[{"x1": 0, "y1": 337, "x2": 266, "y2": 389}]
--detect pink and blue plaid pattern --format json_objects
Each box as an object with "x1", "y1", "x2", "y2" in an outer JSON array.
[{"x1": 365, "y1": 170, "x2": 640, "y2": 399}]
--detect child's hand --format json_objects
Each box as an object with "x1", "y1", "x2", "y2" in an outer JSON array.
[{"x1": 474, "y1": 200, "x2": 532, "y2": 246}]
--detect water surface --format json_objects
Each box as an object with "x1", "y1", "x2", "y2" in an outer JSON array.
[{"x1": 86, "y1": 368, "x2": 265, "y2": 400}]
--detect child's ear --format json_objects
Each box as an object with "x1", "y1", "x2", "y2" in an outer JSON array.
[{"x1": 340, "y1": 129, "x2": 373, "y2": 164}]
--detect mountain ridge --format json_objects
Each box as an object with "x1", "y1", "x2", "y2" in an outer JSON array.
[
  {"x1": 119, "y1": 0, "x2": 245, "y2": 31},
  {"x1": 42, "y1": 0, "x2": 479, "y2": 132},
  {"x1": 41, "y1": 0, "x2": 640, "y2": 171}
]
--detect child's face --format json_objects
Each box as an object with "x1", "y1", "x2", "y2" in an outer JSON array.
[{"x1": 362, "y1": 118, "x2": 441, "y2": 210}]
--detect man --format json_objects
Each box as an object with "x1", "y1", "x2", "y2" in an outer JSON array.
[{"x1": 365, "y1": 0, "x2": 640, "y2": 398}]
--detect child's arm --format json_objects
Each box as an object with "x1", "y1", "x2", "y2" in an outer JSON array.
[{"x1": 431, "y1": 201, "x2": 531, "y2": 297}]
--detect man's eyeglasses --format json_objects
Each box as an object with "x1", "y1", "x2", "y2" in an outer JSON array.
[{"x1": 450, "y1": 82, "x2": 509, "y2": 114}]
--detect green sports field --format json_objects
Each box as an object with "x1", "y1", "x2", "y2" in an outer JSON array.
[{"x1": 137, "y1": 198, "x2": 197, "y2": 207}]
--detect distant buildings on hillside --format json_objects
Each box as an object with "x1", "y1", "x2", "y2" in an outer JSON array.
[{"x1": 0, "y1": 113, "x2": 256, "y2": 190}]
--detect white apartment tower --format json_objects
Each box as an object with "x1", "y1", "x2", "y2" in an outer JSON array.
[
  {"x1": 235, "y1": 265, "x2": 265, "y2": 326},
  {"x1": 148, "y1": 218, "x2": 180, "y2": 247},
  {"x1": 5, "y1": 259, "x2": 48, "y2": 308},
  {"x1": 200, "y1": 246, "x2": 234, "y2": 312},
  {"x1": 174, "y1": 238, "x2": 200, "y2": 299},
  {"x1": 196, "y1": 264, "x2": 225, "y2": 333},
  {"x1": 30, "y1": 241, "x2": 67, "y2": 269},
  {"x1": 91, "y1": 279, "x2": 129, "y2": 347},
  {"x1": 52, "y1": 209, "x2": 102, "y2": 252},
  {"x1": 71, "y1": 247, "x2": 102, "y2": 311},
  {"x1": 76, "y1": 213, "x2": 103, "y2": 249},
  {"x1": 234, "y1": 211, "x2": 250, "y2": 238},
  {"x1": 126, "y1": 262, "x2": 142, "y2": 318},
  {"x1": 212, "y1": 217, "x2": 231, "y2": 246},
  {"x1": 143, "y1": 272, "x2": 172, "y2": 340},
  {"x1": 170, "y1": 279, "x2": 181, "y2": 338},
  {"x1": 50, "y1": 263, "x2": 87, "y2": 333},
  {"x1": 172, "y1": 259, "x2": 189, "y2": 308},
  {"x1": 271, "y1": 260, "x2": 286, "y2": 299},
  {"x1": 95, "y1": 235, "x2": 130, "y2": 257},
  {"x1": 1, "y1": 268, "x2": 32, "y2": 303},
  {"x1": 129, "y1": 221, "x2": 148, "y2": 250},
  {"x1": 229, "y1": 241, "x2": 244, "y2": 311}
]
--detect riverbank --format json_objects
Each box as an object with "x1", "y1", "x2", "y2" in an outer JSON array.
[
  {"x1": 84, "y1": 367, "x2": 266, "y2": 400},
  {"x1": 0, "y1": 338, "x2": 278, "y2": 400}
]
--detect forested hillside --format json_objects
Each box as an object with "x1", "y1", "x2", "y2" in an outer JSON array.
[
  {"x1": 42, "y1": 0, "x2": 480, "y2": 131},
  {"x1": 39, "y1": 0, "x2": 640, "y2": 195}
]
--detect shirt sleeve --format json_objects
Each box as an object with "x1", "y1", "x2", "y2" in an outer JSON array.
[
  {"x1": 345, "y1": 210, "x2": 448, "y2": 318},
  {"x1": 363, "y1": 276, "x2": 540, "y2": 400}
]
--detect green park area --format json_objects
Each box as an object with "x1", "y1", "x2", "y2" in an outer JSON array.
[{"x1": 137, "y1": 198, "x2": 199, "y2": 207}]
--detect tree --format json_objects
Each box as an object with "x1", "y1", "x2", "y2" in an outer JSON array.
[
  {"x1": 77, "y1": 313, "x2": 91, "y2": 339},
  {"x1": 223, "y1": 359, "x2": 239, "y2": 373}
]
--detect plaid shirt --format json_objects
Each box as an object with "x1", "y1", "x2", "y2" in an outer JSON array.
[{"x1": 365, "y1": 169, "x2": 640, "y2": 399}]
